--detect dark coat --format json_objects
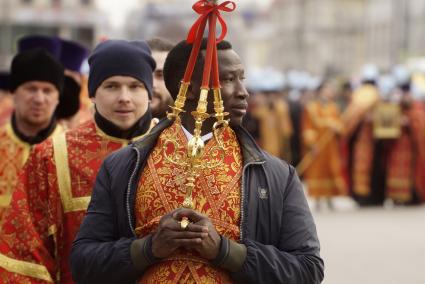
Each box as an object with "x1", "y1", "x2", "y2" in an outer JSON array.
[{"x1": 71, "y1": 119, "x2": 324, "y2": 284}]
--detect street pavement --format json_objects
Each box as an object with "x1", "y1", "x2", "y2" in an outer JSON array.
[{"x1": 310, "y1": 197, "x2": 425, "y2": 284}]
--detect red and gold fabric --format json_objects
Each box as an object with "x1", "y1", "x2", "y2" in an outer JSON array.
[
  {"x1": 386, "y1": 102, "x2": 425, "y2": 202},
  {"x1": 351, "y1": 121, "x2": 375, "y2": 196},
  {"x1": 410, "y1": 102, "x2": 425, "y2": 202},
  {"x1": 0, "y1": 120, "x2": 146, "y2": 283},
  {"x1": 0, "y1": 95, "x2": 13, "y2": 127},
  {"x1": 301, "y1": 101, "x2": 347, "y2": 197},
  {"x1": 253, "y1": 100, "x2": 293, "y2": 162},
  {"x1": 135, "y1": 122, "x2": 242, "y2": 283},
  {"x1": 0, "y1": 122, "x2": 62, "y2": 222}
]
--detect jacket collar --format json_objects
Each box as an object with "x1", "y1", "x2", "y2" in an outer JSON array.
[
  {"x1": 132, "y1": 119, "x2": 266, "y2": 165},
  {"x1": 11, "y1": 112, "x2": 58, "y2": 145},
  {"x1": 94, "y1": 108, "x2": 152, "y2": 140},
  {"x1": 233, "y1": 125, "x2": 266, "y2": 164}
]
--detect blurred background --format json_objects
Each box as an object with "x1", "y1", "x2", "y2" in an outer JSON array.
[
  {"x1": 1, "y1": 0, "x2": 425, "y2": 283},
  {"x1": 1, "y1": 0, "x2": 425, "y2": 74}
]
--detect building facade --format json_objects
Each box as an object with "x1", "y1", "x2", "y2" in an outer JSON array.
[{"x1": 267, "y1": 0, "x2": 425, "y2": 76}]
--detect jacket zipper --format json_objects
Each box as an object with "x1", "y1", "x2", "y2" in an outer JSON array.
[
  {"x1": 240, "y1": 161, "x2": 265, "y2": 242},
  {"x1": 127, "y1": 147, "x2": 141, "y2": 237}
]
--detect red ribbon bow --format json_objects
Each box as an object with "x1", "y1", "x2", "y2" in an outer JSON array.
[{"x1": 186, "y1": 0, "x2": 236, "y2": 44}]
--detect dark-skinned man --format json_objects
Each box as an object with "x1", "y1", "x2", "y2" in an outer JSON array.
[{"x1": 71, "y1": 39, "x2": 324, "y2": 284}]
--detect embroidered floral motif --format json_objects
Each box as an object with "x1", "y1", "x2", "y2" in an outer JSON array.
[
  {"x1": 0, "y1": 120, "x2": 128, "y2": 282},
  {"x1": 135, "y1": 122, "x2": 243, "y2": 283}
]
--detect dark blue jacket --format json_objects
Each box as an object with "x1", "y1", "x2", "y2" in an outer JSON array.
[{"x1": 71, "y1": 119, "x2": 324, "y2": 283}]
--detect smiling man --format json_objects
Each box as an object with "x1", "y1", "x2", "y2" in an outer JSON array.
[
  {"x1": 0, "y1": 49, "x2": 63, "y2": 222},
  {"x1": 71, "y1": 39, "x2": 324, "y2": 284},
  {"x1": 0, "y1": 40, "x2": 156, "y2": 283}
]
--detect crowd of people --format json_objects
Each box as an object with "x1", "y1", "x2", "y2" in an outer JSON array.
[
  {"x1": 0, "y1": 29, "x2": 324, "y2": 283},
  {"x1": 0, "y1": 22, "x2": 424, "y2": 281},
  {"x1": 243, "y1": 65, "x2": 425, "y2": 209}
]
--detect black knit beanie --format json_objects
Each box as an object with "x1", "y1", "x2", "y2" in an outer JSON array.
[
  {"x1": 88, "y1": 40, "x2": 156, "y2": 98},
  {"x1": 10, "y1": 48, "x2": 64, "y2": 93}
]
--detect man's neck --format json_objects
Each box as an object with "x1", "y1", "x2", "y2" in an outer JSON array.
[
  {"x1": 180, "y1": 113, "x2": 215, "y2": 136},
  {"x1": 15, "y1": 118, "x2": 49, "y2": 137},
  {"x1": 11, "y1": 113, "x2": 57, "y2": 145},
  {"x1": 94, "y1": 110, "x2": 151, "y2": 140}
]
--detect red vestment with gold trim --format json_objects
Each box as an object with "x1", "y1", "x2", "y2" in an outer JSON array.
[
  {"x1": 135, "y1": 122, "x2": 242, "y2": 283},
  {"x1": 301, "y1": 101, "x2": 347, "y2": 197},
  {"x1": 0, "y1": 120, "x2": 139, "y2": 283},
  {"x1": 0, "y1": 96, "x2": 13, "y2": 127},
  {"x1": 351, "y1": 121, "x2": 375, "y2": 196},
  {"x1": 386, "y1": 102, "x2": 425, "y2": 202},
  {"x1": 0, "y1": 122, "x2": 62, "y2": 222}
]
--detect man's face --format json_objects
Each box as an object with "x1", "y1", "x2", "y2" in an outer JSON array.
[
  {"x1": 151, "y1": 50, "x2": 173, "y2": 118},
  {"x1": 217, "y1": 49, "x2": 249, "y2": 126},
  {"x1": 92, "y1": 76, "x2": 149, "y2": 130},
  {"x1": 13, "y1": 81, "x2": 59, "y2": 128}
]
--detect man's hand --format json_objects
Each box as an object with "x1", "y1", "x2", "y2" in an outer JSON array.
[
  {"x1": 174, "y1": 209, "x2": 221, "y2": 260},
  {"x1": 151, "y1": 209, "x2": 209, "y2": 258}
]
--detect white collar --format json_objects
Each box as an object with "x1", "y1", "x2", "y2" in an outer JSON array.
[{"x1": 181, "y1": 125, "x2": 213, "y2": 142}]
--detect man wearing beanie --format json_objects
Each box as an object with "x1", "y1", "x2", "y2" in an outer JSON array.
[
  {"x1": 0, "y1": 39, "x2": 157, "y2": 283},
  {"x1": 0, "y1": 49, "x2": 63, "y2": 222}
]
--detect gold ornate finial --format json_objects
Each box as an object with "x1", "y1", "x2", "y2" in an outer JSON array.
[
  {"x1": 167, "y1": 81, "x2": 190, "y2": 120},
  {"x1": 164, "y1": 0, "x2": 235, "y2": 229}
]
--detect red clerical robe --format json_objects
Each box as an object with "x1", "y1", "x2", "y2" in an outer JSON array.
[
  {"x1": 301, "y1": 101, "x2": 347, "y2": 197},
  {"x1": 135, "y1": 122, "x2": 242, "y2": 283},
  {"x1": 0, "y1": 96, "x2": 13, "y2": 127},
  {"x1": 0, "y1": 120, "x2": 146, "y2": 283},
  {"x1": 386, "y1": 102, "x2": 425, "y2": 202},
  {"x1": 0, "y1": 122, "x2": 62, "y2": 222}
]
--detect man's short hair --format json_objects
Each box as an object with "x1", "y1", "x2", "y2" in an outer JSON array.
[
  {"x1": 147, "y1": 37, "x2": 174, "y2": 52},
  {"x1": 163, "y1": 38, "x2": 232, "y2": 100}
]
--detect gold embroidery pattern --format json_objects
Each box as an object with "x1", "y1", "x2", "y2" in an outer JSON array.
[
  {"x1": 0, "y1": 123, "x2": 31, "y2": 212},
  {"x1": 135, "y1": 122, "x2": 242, "y2": 283},
  {"x1": 53, "y1": 132, "x2": 91, "y2": 213},
  {"x1": 0, "y1": 123, "x2": 62, "y2": 219},
  {"x1": 53, "y1": 121, "x2": 128, "y2": 213},
  {"x1": 0, "y1": 120, "x2": 131, "y2": 282},
  {"x1": 302, "y1": 101, "x2": 347, "y2": 197},
  {"x1": 0, "y1": 253, "x2": 53, "y2": 282}
]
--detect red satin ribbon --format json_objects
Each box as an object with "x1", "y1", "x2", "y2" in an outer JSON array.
[
  {"x1": 186, "y1": 0, "x2": 236, "y2": 44},
  {"x1": 182, "y1": 17, "x2": 208, "y2": 83},
  {"x1": 201, "y1": 11, "x2": 217, "y2": 88},
  {"x1": 211, "y1": 42, "x2": 220, "y2": 89},
  {"x1": 183, "y1": 0, "x2": 235, "y2": 87}
]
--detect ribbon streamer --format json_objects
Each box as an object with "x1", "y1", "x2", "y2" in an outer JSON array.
[{"x1": 186, "y1": 0, "x2": 236, "y2": 44}]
